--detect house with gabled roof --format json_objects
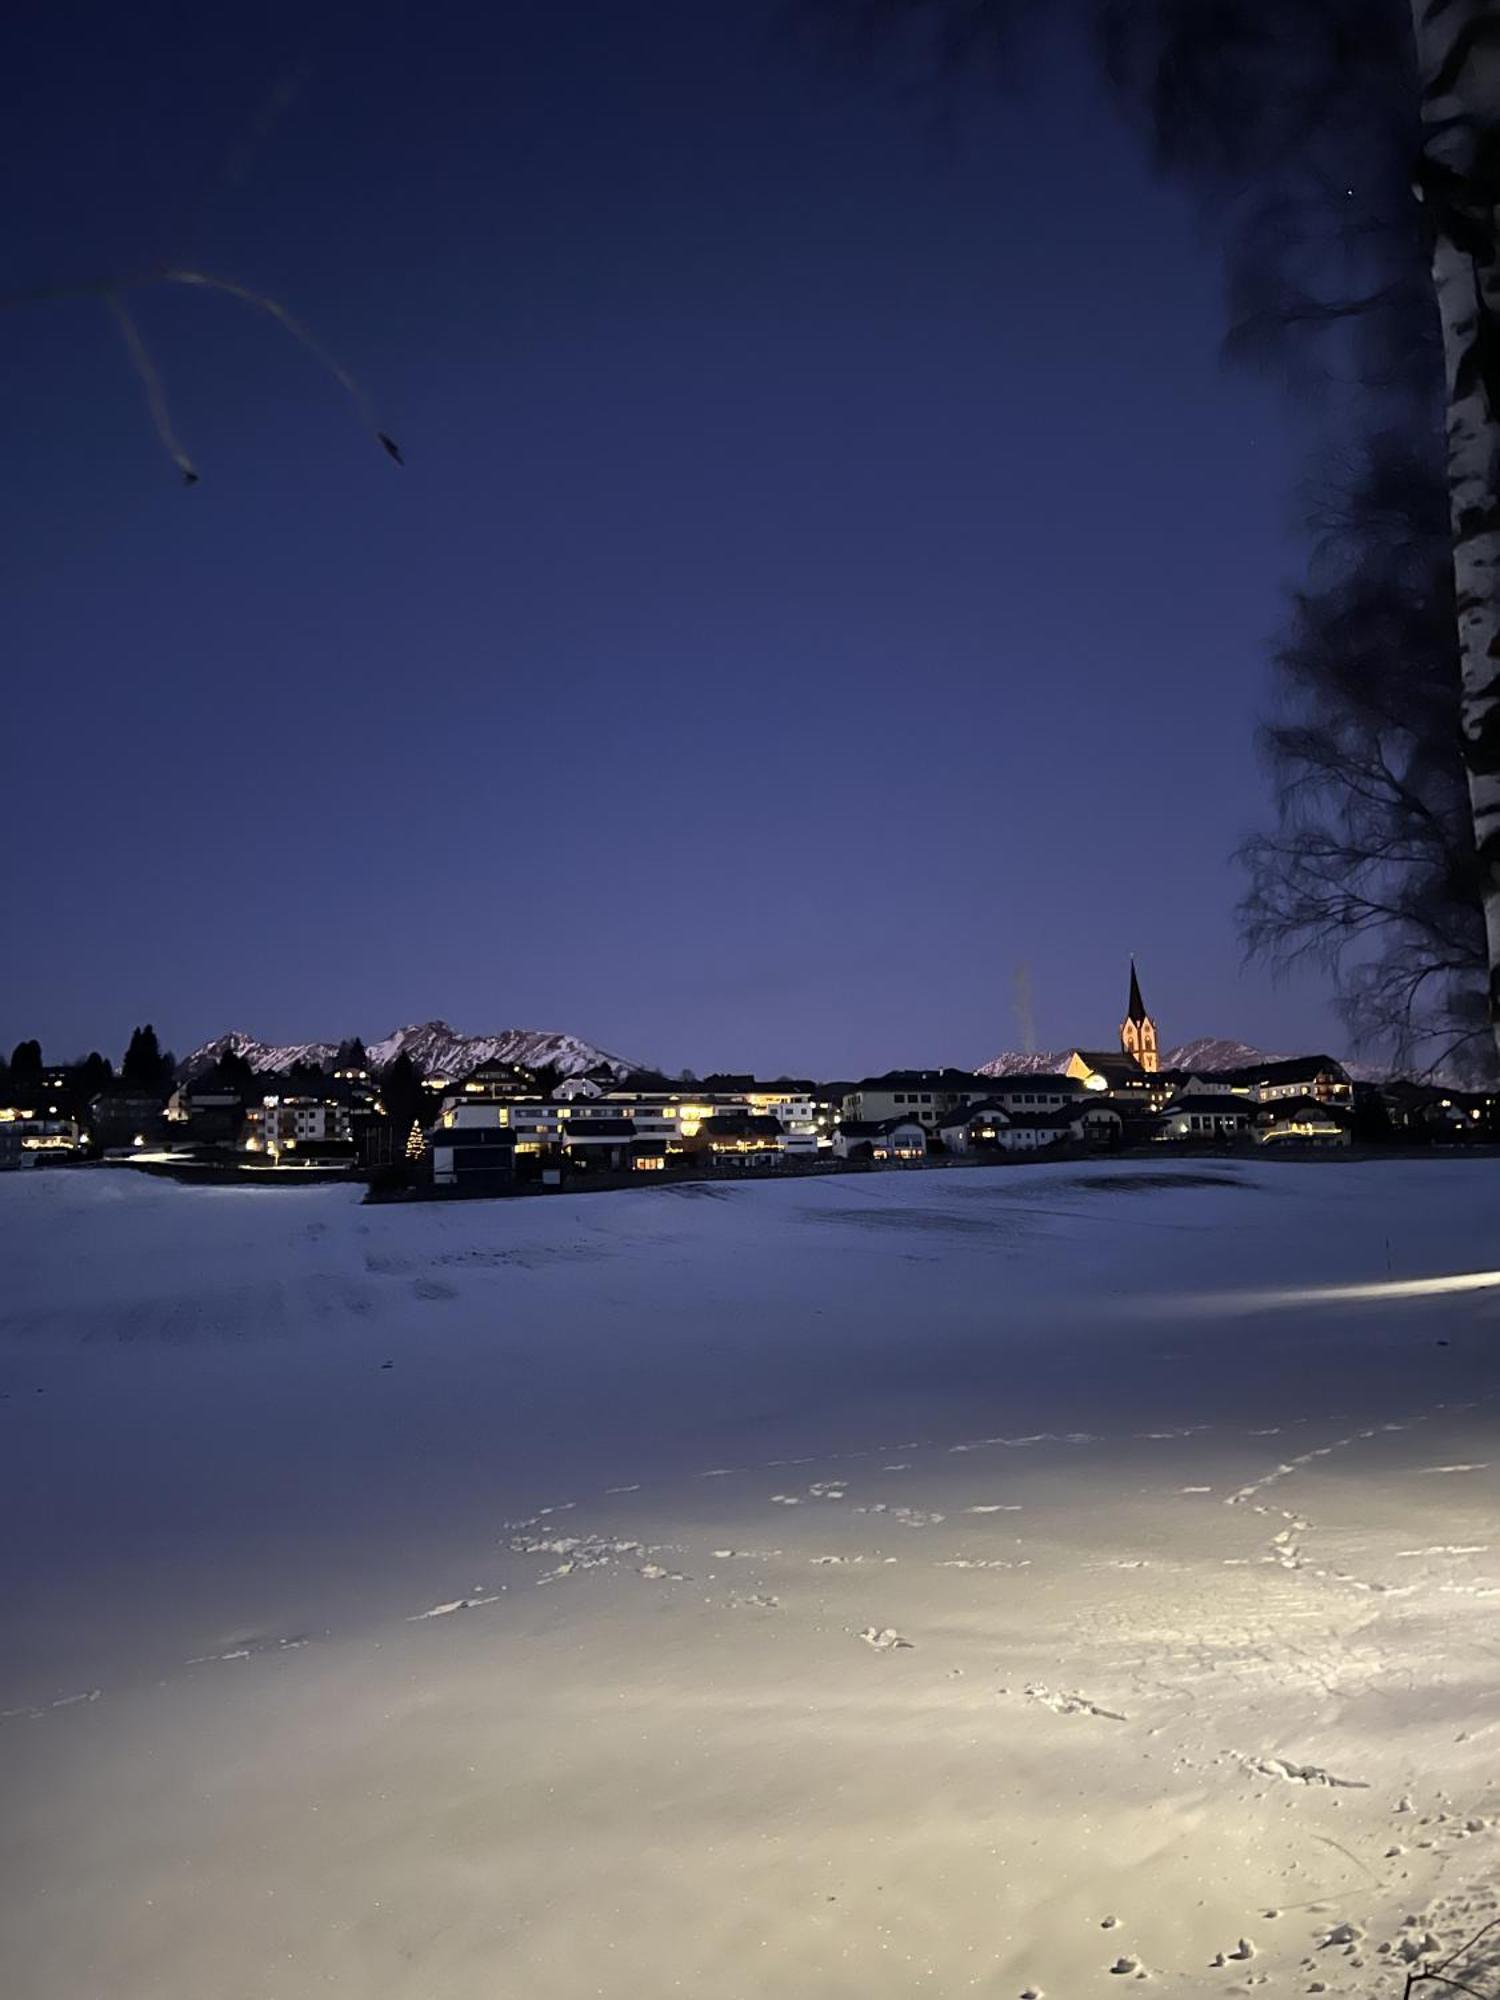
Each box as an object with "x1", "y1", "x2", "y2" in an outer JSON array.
[
  {"x1": 840, "y1": 1071, "x2": 993, "y2": 1133},
  {"x1": 832, "y1": 1116, "x2": 928, "y2": 1163}
]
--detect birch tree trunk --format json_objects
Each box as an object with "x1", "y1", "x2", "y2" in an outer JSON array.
[{"x1": 1408, "y1": 0, "x2": 1500, "y2": 1064}]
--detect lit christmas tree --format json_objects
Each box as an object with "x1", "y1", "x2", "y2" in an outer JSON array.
[{"x1": 405, "y1": 1120, "x2": 427, "y2": 1163}]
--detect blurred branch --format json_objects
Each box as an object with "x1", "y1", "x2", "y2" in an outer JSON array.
[{"x1": 0, "y1": 263, "x2": 401, "y2": 482}]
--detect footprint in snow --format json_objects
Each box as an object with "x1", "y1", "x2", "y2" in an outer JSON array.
[
  {"x1": 1024, "y1": 1685, "x2": 1126, "y2": 1722},
  {"x1": 1209, "y1": 1940, "x2": 1255, "y2": 1966},
  {"x1": 1242, "y1": 1756, "x2": 1368, "y2": 1790}
]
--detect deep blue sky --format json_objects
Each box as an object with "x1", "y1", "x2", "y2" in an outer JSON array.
[{"x1": 2, "y1": 0, "x2": 1334, "y2": 1076}]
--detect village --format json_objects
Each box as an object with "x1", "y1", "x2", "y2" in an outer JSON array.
[{"x1": 1, "y1": 968, "x2": 1495, "y2": 1195}]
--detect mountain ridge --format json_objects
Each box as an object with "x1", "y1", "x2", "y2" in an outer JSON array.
[
  {"x1": 978, "y1": 1038, "x2": 1327, "y2": 1078},
  {"x1": 181, "y1": 1020, "x2": 637, "y2": 1081}
]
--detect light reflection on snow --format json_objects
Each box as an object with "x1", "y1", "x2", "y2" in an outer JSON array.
[{"x1": 1166, "y1": 1269, "x2": 1500, "y2": 1315}]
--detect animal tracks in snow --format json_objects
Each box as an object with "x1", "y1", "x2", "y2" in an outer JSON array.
[
  {"x1": 1396, "y1": 1544, "x2": 1490, "y2": 1557},
  {"x1": 408, "y1": 1594, "x2": 504, "y2": 1621},
  {"x1": 858, "y1": 1626, "x2": 913, "y2": 1652},
  {"x1": 1224, "y1": 1428, "x2": 1391, "y2": 1508},
  {"x1": 854, "y1": 1503, "x2": 945, "y2": 1527},
  {"x1": 1239, "y1": 1755, "x2": 1369, "y2": 1790},
  {"x1": 1022, "y1": 1684, "x2": 1127, "y2": 1723}
]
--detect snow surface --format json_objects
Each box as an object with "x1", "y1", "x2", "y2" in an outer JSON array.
[{"x1": 3, "y1": 1161, "x2": 1500, "y2": 1998}]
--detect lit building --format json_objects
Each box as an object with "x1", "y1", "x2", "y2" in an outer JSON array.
[
  {"x1": 974, "y1": 1074, "x2": 1093, "y2": 1114},
  {"x1": 0, "y1": 1105, "x2": 84, "y2": 1164},
  {"x1": 695, "y1": 1114, "x2": 789, "y2": 1168},
  {"x1": 455, "y1": 1059, "x2": 539, "y2": 1102},
  {"x1": 938, "y1": 1100, "x2": 1116, "y2": 1154},
  {"x1": 832, "y1": 1116, "x2": 929, "y2": 1162},
  {"x1": 262, "y1": 1090, "x2": 354, "y2": 1160},
  {"x1": 1062, "y1": 1051, "x2": 1168, "y2": 1109},
  {"x1": 1155, "y1": 1095, "x2": 1252, "y2": 1143},
  {"x1": 1229, "y1": 1057, "x2": 1352, "y2": 1105},
  {"x1": 164, "y1": 1076, "x2": 249, "y2": 1146},
  {"x1": 1254, "y1": 1097, "x2": 1351, "y2": 1146},
  {"x1": 840, "y1": 1070, "x2": 994, "y2": 1133}
]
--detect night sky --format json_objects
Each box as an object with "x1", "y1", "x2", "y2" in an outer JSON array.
[{"x1": 2, "y1": 1, "x2": 1332, "y2": 1078}]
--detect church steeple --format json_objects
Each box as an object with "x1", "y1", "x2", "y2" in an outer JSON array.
[
  {"x1": 1120, "y1": 958, "x2": 1159, "y2": 1072},
  {"x1": 1127, "y1": 960, "x2": 1146, "y2": 1027}
]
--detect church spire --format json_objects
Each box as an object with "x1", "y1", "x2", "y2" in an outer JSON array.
[
  {"x1": 1120, "y1": 959, "x2": 1159, "y2": 1072},
  {"x1": 1127, "y1": 957, "x2": 1147, "y2": 1025}
]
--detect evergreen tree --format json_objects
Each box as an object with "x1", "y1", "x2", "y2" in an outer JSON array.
[
  {"x1": 216, "y1": 1048, "x2": 255, "y2": 1095},
  {"x1": 335, "y1": 1036, "x2": 370, "y2": 1074},
  {"x1": 381, "y1": 1050, "x2": 427, "y2": 1138},
  {"x1": 9, "y1": 1039, "x2": 43, "y2": 1094},
  {"x1": 531, "y1": 1061, "x2": 563, "y2": 1099},
  {"x1": 78, "y1": 1052, "x2": 114, "y2": 1100},
  {"x1": 121, "y1": 1025, "x2": 172, "y2": 1094}
]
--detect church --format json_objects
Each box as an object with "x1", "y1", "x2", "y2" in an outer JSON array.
[
  {"x1": 1059, "y1": 962, "x2": 1163, "y2": 1098},
  {"x1": 1119, "y1": 959, "x2": 1158, "y2": 1073}
]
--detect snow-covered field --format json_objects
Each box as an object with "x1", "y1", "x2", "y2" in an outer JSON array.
[{"x1": 3, "y1": 1161, "x2": 1500, "y2": 1999}]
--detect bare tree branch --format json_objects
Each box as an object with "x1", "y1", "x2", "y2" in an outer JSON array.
[{"x1": 1, "y1": 263, "x2": 402, "y2": 480}]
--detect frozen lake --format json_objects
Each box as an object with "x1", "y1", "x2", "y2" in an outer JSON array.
[{"x1": 3, "y1": 1160, "x2": 1500, "y2": 1998}]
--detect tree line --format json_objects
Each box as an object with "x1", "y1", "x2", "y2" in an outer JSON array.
[
  {"x1": 0, "y1": 1028, "x2": 428, "y2": 1135},
  {"x1": 1, "y1": 1025, "x2": 176, "y2": 1107}
]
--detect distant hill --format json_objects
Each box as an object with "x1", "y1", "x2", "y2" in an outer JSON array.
[{"x1": 181, "y1": 1020, "x2": 637, "y2": 1082}]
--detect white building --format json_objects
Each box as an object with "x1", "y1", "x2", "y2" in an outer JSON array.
[
  {"x1": 262, "y1": 1092, "x2": 353, "y2": 1158},
  {"x1": 832, "y1": 1117, "x2": 928, "y2": 1162},
  {"x1": 435, "y1": 1084, "x2": 828, "y2": 1161},
  {"x1": 1156, "y1": 1095, "x2": 1251, "y2": 1142},
  {"x1": 0, "y1": 1106, "x2": 83, "y2": 1164},
  {"x1": 972, "y1": 1074, "x2": 1094, "y2": 1115},
  {"x1": 840, "y1": 1072, "x2": 994, "y2": 1133}
]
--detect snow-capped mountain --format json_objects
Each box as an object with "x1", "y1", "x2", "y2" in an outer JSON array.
[
  {"x1": 975, "y1": 1050, "x2": 1075, "y2": 1077},
  {"x1": 979, "y1": 1039, "x2": 1296, "y2": 1077},
  {"x1": 181, "y1": 1021, "x2": 637, "y2": 1082},
  {"x1": 1159, "y1": 1038, "x2": 1290, "y2": 1073},
  {"x1": 361, "y1": 1023, "x2": 636, "y2": 1080},
  {"x1": 182, "y1": 1032, "x2": 342, "y2": 1076}
]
